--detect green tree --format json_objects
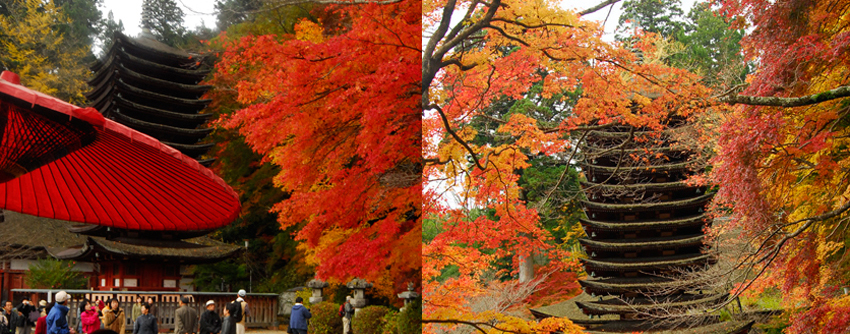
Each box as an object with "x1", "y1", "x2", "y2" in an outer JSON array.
[
  {"x1": 214, "y1": 0, "x2": 260, "y2": 32},
  {"x1": 674, "y1": 2, "x2": 747, "y2": 88},
  {"x1": 140, "y1": 0, "x2": 186, "y2": 46},
  {"x1": 26, "y1": 258, "x2": 87, "y2": 289},
  {"x1": 97, "y1": 10, "x2": 125, "y2": 57},
  {"x1": 616, "y1": 0, "x2": 685, "y2": 39},
  {"x1": 54, "y1": 0, "x2": 102, "y2": 58}
]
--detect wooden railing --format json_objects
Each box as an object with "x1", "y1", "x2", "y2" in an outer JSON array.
[{"x1": 11, "y1": 289, "x2": 279, "y2": 332}]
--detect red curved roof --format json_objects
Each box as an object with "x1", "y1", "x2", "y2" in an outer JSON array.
[{"x1": 0, "y1": 71, "x2": 240, "y2": 231}]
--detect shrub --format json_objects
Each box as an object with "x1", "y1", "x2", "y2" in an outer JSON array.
[
  {"x1": 381, "y1": 310, "x2": 399, "y2": 334},
  {"x1": 306, "y1": 302, "x2": 342, "y2": 334},
  {"x1": 397, "y1": 299, "x2": 421, "y2": 334},
  {"x1": 26, "y1": 258, "x2": 86, "y2": 289},
  {"x1": 352, "y1": 305, "x2": 391, "y2": 334}
]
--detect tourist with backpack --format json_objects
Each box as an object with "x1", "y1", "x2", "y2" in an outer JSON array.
[
  {"x1": 339, "y1": 297, "x2": 354, "y2": 334},
  {"x1": 232, "y1": 291, "x2": 247, "y2": 334}
]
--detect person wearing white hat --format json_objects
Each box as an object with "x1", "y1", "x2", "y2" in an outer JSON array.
[
  {"x1": 45, "y1": 292, "x2": 73, "y2": 334},
  {"x1": 198, "y1": 301, "x2": 220, "y2": 334},
  {"x1": 233, "y1": 291, "x2": 247, "y2": 334}
]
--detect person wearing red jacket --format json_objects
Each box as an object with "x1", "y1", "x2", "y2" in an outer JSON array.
[
  {"x1": 80, "y1": 305, "x2": 100, "y2": 334},
  {"x1": 34, "y1": 303, "x2": 52, "y2": 334}
]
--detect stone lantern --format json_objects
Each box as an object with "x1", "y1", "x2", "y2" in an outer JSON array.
[
  {"x1": 397, "y1": 282, "x2": 420, "y2": 311},
  {"x1": 306, "y1": 279, "x2": 329, "y2": 304},
  {"x1": 346, "y1": 277, "x2": 373, "y2": 308}
]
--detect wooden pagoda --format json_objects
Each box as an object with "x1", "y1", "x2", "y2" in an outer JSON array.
[
  {"x1": 573, "y1": 118, "x2": 737, "y2": 332},
  {"x1": 86, "y1": 32, "x2": 215, "y2": 165}
]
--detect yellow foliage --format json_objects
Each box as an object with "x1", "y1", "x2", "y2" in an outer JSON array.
[
  {"x1": 0, "y1": 0, "x2": 90, "y2": 105},
  {"x1": 294, "y1": 19, "x2": 325, "y2": 43}
]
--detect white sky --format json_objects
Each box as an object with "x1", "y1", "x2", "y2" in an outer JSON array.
[
  {"x1": 560, "y1": 0, "x2": 697, "y2": 41},
  {"x1": 100, "y1": 0, "x2": 217, "y2": 37},
  {"x1": 102, "y1": 0, "x2": 698, "y2": 40}
]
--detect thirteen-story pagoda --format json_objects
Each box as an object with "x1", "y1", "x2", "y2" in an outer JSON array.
[
  {"x1": 573, "y1": 117, "x2": 746, "y2": 333},
  {"x1": 86, "y1": 31, "x2": 215, "y2": 165}
]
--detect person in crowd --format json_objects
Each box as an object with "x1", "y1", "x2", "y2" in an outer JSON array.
[
  {"x1": 130, "y1": 298, "x2": 141, "y2": 328},
  {"x1": 34, "y1": 303, "x2": 52, "y2": 334},
  {"x1": 198, "y1": 301, "x2": 219, "y2": 334},
  {"x1": 341, "y1": 296, "x2": 355, "y2": 334},
  {"x1": 75, "y1": 300, "x2": 90, "y2": 334},
  {"x1": 220, "y1": 304, "x2": 236, "y2": 334},
  {"x1": 1, "y1": 302, "x2": 10, "y2": 334},
  {"x1": 17, "y1": 297, "x2": 37, "y2": 334},
  {"x1": 95, "y1": 302, "x2": 105, "y2": 330},
  {"x1": 233, "y1": 291, "x2": 247, "y2": 334},
  {"x1": 80, "y1": 304, "x2": 100, "y2": 334},
  {"x1": 101, "y1": 299, "x2": 124, "y2": 334},
  {"x1": 174, "y1": 297, "x2": 197, "y2": 334},
  {"x1": 132, "y1": 304, "x2": 156, "y2": 334},
  {"x1": 3, "y1": 300, "x2": 21, "y2": 334},
  {"x1": 288, "y1": 297, "x2": 310, "y2": 334},
  {"x1": 36, "y1": 302, "x2": 46, "y2": 317},
  {"x1": 142, "y1": 299, "x2": 155, "y2": 324},
  {"x1": 45, "y1": 292, "x2": 73, "y2": 334}
]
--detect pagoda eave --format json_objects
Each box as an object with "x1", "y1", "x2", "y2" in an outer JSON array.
[
  {"x1": 581, "y1": 193, "x2": 714, "y2": 212},
  {"x1": 579, "y1": 214, "x2": 709, "y2": 232},
  {"x1": 581, "y1": 253, "x2": 714, "y2": 272}
]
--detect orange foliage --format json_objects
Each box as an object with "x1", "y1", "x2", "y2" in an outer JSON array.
[{"x1": 209, "y1": 0, "x2": 420, "y2": 300}]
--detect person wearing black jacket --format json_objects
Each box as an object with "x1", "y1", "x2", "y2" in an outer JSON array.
[
  {"x1": 16, "y1": 298, "x2": 36, "y2": 334},
  {"x1": 133, "y1": 304, "x2": 157, "y2": 334},
  {"x1": 198, "y1": 301, "x2": 220, "y2": 334},
  {"x1": 2, "y1": 300, "x2": 20, "y2": 334}
]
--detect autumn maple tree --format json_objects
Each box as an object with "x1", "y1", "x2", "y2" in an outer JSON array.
[
  {"x1": 208, "y1": 0, "x2": 420, "y2": 300},
  {"x1": 422, "y1": 0, "x2": 717, "y2": 331},
  {"x1": 703, "y1": 0, "x2": 850, "y2": 332}
]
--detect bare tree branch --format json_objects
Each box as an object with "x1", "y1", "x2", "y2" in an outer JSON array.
[{"x1": 579, "y1": 0, "x2": 623, "y2": 16}]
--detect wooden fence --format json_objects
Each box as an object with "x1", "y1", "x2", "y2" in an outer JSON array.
[{"x1": 11, "y1": 289, "x2": 279, "y2": 331}]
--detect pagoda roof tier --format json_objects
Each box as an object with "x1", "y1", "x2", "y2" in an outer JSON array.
[
  {"x1": 198, "y1": 158, "x2": 215, "y2": 167},
  {"x1": 90, "y1": 79, "x2": 211, "y2": 113},
  {"x1": 68, "y1": 224, "x2": 211, "y2": 239},
  {"x1": 580, "y1": 180, "x2": 695, "y2": 192},
  {"x1": 581, "y1": 192, "x2": 714, "y2": 212},
  {"x1": 579, "y1": 276, "x2": 706, "y2": 296},
  {"x1": 113, "y1": 33, "x2": 202, "y2": 68},
  {"x1": 91, "y1": 46, "x2": 210, "y2": 84},
  {"x1": 579, "y1": 234, "x2": 705, "y2": 252},
  {"x1": 575, "y1": 292, "x2": 726, "y2": 315},
  {"x1": 114, "y1": 96, "x2": 212, "y2": 125},
  {"x1": 110, "y1": 110, "x2": 213, "y2": 142},
  {"x1": 88, "y1": 62, "x2": 211, "y2": 100},
  {"x1": 580, "y1": 159, "x2": 701, "y2": 175},
  {"x1": 163, "y1": 141, "x2": 215, "y2": 158},
  {"x1": 579, "y1": 144, "x2": 693, "y2": 158},
  {"x1": 48, "y1": 236, "x2": 241, "y2": 263},
  {"x1": 581, "y1": 253, "x2": 713, "y2": 272},
  {"x1": 575, "y1": 319, "x2": 754, "y2": 334},
  {"x1": 584, "y1": 123, "x2": 695, "y2": 139},
  {"x1": 579, "y1": 214, "x2": 709, "y2": 232}
]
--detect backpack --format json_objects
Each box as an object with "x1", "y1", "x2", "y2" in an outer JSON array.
[
  {"x1": 338, "y1": 304, "x2": 345, "y2": 317},
  {"x1": 228, "y1": 302, "x2": 242, "y2": 323}
]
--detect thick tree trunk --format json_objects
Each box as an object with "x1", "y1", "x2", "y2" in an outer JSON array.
[{"x1": 518, "y1": 253, "x2": 534, "y2": 283}]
